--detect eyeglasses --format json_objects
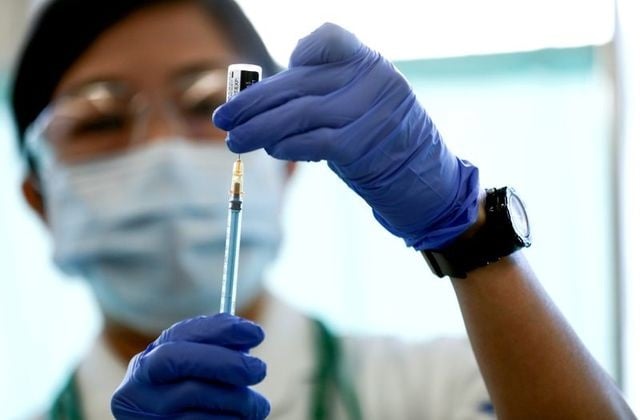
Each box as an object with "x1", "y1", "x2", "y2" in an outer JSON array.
[{"x1": 26, "y1": 68, "x2": 229, "y2": 166}]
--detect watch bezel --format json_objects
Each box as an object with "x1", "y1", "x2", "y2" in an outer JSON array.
[{"x1": 505, "y1": 187, "x2": 531, "y2": 245}]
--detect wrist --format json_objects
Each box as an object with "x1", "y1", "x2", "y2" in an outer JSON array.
[
  {"x1": 457, "y1": 191, "x2": 487, "y2": 241},
  {"x1": 421, "y1": 187, "x2": 531, "y2": 278}
]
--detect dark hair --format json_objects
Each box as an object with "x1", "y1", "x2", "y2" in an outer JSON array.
[{"x1": 9, "y1": 0, "x2": 279, "y2": 162}]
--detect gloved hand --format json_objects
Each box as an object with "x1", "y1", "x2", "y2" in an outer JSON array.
[
  {"x1": 214, "y1": 23, "x2": 479, "y2": 250},
  {"x1": 111, "y1": 314, "x2": 270, "y2": 420}
]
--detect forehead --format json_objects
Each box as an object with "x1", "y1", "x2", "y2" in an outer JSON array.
[{"x1": 54, "y1": 1, "x2": 237, "y2": 98}]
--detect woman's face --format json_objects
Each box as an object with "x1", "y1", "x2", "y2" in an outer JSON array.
[{"x1": 52, "y1": 1, "x2": 237, "y2": 145}]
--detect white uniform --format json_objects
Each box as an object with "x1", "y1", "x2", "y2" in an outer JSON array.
[{"x1": 71, "y1": 295, "x2": 492, "y2": 419}]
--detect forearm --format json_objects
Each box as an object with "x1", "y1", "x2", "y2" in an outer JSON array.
[{"x1": 451, "y1": 254, "x2": 635, "y2": 419}]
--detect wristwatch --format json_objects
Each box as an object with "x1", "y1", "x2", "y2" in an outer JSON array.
[{"x1": 421, "y1": 187, "x2": 531, "y2": 278}]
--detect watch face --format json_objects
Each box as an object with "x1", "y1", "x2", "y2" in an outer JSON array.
[{"x1": 508, "y1": 191, "x2": 530, "y2": 239}]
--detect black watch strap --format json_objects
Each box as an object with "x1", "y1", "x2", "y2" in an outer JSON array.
[{"x1": 421, "y1": 187, "x2": 531, "y2": 278}]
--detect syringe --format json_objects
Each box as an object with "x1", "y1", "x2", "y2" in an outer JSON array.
[
  {"x1": 220, "y1": 156, "x2": 244, "y2": 314},
  {"x1": 219, "y1": 64, "x2": 261, "y2": 315}
]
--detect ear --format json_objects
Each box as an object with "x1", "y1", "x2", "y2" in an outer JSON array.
[{"x1": 21, "y1": 174, "x2": 47, "y2": 224}]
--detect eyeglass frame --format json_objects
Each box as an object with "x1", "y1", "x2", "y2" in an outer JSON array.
[{"x1": 25, "y1": 66, "x2": 231, "y2": 168}]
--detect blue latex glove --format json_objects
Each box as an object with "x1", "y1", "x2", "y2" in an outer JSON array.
[
  {"x1": 111, "y1": 314, "x2": 270, "y2": 420},
  {"x1": 214, "y1": 23, "x2": 479, "y2": 250}
]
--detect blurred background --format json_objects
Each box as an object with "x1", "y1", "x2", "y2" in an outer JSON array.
[{"x1": 0, "y1": 0, "x2": 638, "y2": 418}]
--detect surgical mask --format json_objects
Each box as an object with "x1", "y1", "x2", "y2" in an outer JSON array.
[{"x1": 39, "y1": 139, "x2": 285, "y2": 335}]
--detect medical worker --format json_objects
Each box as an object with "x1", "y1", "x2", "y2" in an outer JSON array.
[{"x1": 9, "y1": 0, "x2": 635, "y2": 419}]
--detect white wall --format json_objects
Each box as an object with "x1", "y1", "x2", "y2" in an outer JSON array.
[
  {"x1": 236, "y1": 0, "x2": 614, "y2": 63},
  {"x1": 615, "y1": 0, "x2": 640, "y2": 413}
]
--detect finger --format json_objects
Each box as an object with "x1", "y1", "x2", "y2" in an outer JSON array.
[
  {"x1": 213, "y1": 24, "x2": 373, "y2": 132},
  {"x1": 289, "y1": 22, "x2": 363, "y2": 67},
  {"x1": 113, "y1": 409, "x2": 243, "y2": 420},
  {"x1": 225, "y1": 94, "x2": 354, "y2": 154},
  {"x1": 260, "y1": 127, "x2": 339, "y2": 162},
  {"x1": 239, "y1": 81, "x2": 416, "y2": 164},
  {"x1": 224, "y1": 56, "x2": 405, "y2": 156},
  {"x1": 111, "y1": 406, "x2": 245, "y2": 420},
  {"x1": 174, "y1": 414, "x2": 244, "y2": 420},
  {"x1": 151, "y1": 313, "x2": 265, "y2": 351},
  {"x1": 164, "y1": 383, "x2": 270, "y2": 419},
  {"x1": 181, "y1": 414, "x2": 244, "y2": 420},
  {"x1": 112, "y1": 381, "x2": 270, "y2": 419},
  {"x1": 134, "y1": 342, "x2": 267, "y2": 386},
  {"x1": 213, "y1": 54, "x2": 372, "y2": 132}
]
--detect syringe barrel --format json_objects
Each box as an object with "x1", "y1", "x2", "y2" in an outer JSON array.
[{"x1": 220, "y1": 207, "x2": 242, "y2": 314}]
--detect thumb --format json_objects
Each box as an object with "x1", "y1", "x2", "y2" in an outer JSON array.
[{"x1": 289, "y1": 22, "x2": 364, "y2": 67}]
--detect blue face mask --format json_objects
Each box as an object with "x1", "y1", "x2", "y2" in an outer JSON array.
[{"x1": 40, "y1": 140, "x2": 284, "y2": 335}]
